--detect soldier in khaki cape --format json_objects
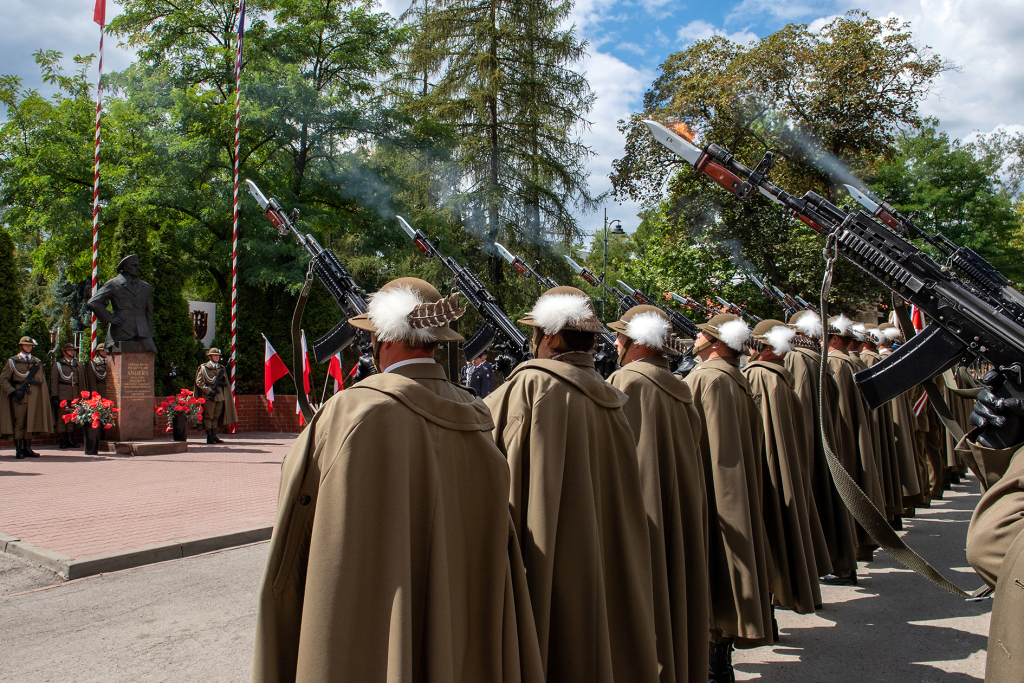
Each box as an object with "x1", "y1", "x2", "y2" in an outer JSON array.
[
  {"x1": 1, "y1": 337, "x2": 54, "y2": 459},
  {"x1": 826, "y1": 315, "x2": 885, "y2": 564},
  {"x1": 484, "y1": 287, "x2": 660, "y2": 683},
  {"x1": 606, "y1": 305, "x2": 710, "y2": 683},
  {"x1": 785, "y1": 311, "x2": 854, "y2": 584},
  {"x1": 81, "y1": 346, "x2": 109, "y2": 399},
  {"x1": 50, "y1": 342, "x2": 82, "y2": 449},
  {"x1": 959, "y1": 389, "x2": 1024, "y2": 683},
  {"x1": 744, "y1": 320, "x2": 821, "y2": 616},
  {"x1": 194, "y1": 348, "x2": 238, "y2": 444},
  {"x1": 683, "y1": 313, "x2": 770, "y2": 683},
  {"x1": 251, "y1": 277, "x2": 544, "y2": 683}
]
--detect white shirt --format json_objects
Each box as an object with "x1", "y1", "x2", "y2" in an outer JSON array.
[{"x1": 384, "y1": 358, "x2": 437, "y2": 373}]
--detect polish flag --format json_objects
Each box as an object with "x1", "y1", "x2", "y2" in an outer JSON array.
[
  {"x1": 328, "y1": 352, "x2": 345, "y2": 393},
  {"x1": 263, "y1": 334, "x2": 289, "y2": 413},
  {"x1": 913, "y1": 390, "x2": 928, "y2": 417}
]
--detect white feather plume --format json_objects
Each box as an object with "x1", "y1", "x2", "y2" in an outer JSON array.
[
  {"x1": 882, "y1": 327, "x2": 903, "y2": 342},
  {"x1": 626, "y1": 311, "x2": 671, "y2": 350},
  {"x1": 829, "y1": 314, "x2": 854, "y2": 336},
  {"x1": 851, "y1": 323, "x2": 868, "y2": 341},
  {"x1": 718, "y1": 318, "x2": 751, "y2": 352},
  {"x1": 764, "y1": 325, "x2": 796, "y2": 354},
  {"x1": 793, "y1": 312, "x2": 823, "y2": 339},
  {"x1": 868, "y1": 328, "x2": 886, "y2": 345},
  {"x1": 530, "y1": 293, "x2": 594, "y2": 335},
  {"x1": 367, "y1": 286, "x2": 435, "y2": 343}
]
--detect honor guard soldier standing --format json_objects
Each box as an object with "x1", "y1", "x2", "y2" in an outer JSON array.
[
  {"x1": 744, "y1": 321, "x2": 821, "y2": 616},
  {"x1": 607, "y1": 305, "x2": 710, "y2": 683},
  {"x1": 485, "y1": 287, "x2": 660, "y2": 683},
  {"x1": 469, "y1": 350, "x2": 495, "y2": 398},
  {"x1": 252, "y1": 277, "x2": 544, "y2": 683},
  {"x1": 50, "y1": 342, "x2": 82, "y2": 449},
  {"x1": 785, "y1": 311, "x2": 855, "y2": 586},
  {"x1": 1, "y1": 337, "x2": 55, "y2": 459},
  {"x1": 684, "y1": 314, "x2": 771, "y2": 682},
  {"x1": 195, "y1": 348, "x2": 237, "y2": 444},
  {"x1": 82, "y1": 346, "x2": 109, "y2": 398}
]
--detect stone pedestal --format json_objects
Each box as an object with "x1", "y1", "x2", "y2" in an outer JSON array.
[{"x1": 108, "y1": 350, "x2": 155, "y2": 442}]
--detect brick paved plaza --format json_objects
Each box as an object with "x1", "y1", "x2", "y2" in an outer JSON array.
[{"x1": 0, "y1": 433, "x2": 294, "y2": 560}]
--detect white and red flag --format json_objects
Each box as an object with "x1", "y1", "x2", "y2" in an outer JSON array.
[
  {"x1": 297, "y1": 330, "x2": 312, "y2": 425},
  {"x1": 328, "y1": 352, "x2": 345, "y2": 393},
  {"x1": 262, "y1": 334, "x2": 289, "y2": 412},
  {"x1": 913, "y1": 390, "x2": 929, "y2": 417},
  {"x1": 93, "y1": 0, "x2": 105, "y2": 26}
]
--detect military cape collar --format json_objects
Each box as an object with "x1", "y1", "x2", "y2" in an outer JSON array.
[
  {"x1": 613, "y1": 356, "x2": 692, "y2": 403},
  {"x1": 510, "y1": 352, "x2": 627, "y2": 409}
]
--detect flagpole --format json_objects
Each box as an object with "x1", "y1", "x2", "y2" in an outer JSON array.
[
  {"x1": 229, "y1": 0, "x2": 246, "y2": 433},
  {"x1": 90, "y1": 9, "x2": 105, "y2": 359}
]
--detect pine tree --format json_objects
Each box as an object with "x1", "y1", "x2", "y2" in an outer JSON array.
[
  {"x1": 111, "y1": 206, "x2": 154, "y2": 282},
  {"x1": 0, "y1": 231, "x2": 21, "y2": 354},
  {"x1": 151, "y1": 226, "x2": 206, "y2": 395},
  {"x1": 20, "y1": 310, "x2": 50, "y2": 356}
]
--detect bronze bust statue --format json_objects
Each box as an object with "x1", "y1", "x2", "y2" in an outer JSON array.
[{"x1": 86, "y1": 254, "x2": 157, "y2": 353}]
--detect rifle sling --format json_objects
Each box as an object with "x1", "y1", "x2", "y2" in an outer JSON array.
[
  {"x1": 293, "y1": 273, "x2": 316, "y2": 424},
  {"x1": 817, "y1": 235, "x2": 987, "y2": 600}
]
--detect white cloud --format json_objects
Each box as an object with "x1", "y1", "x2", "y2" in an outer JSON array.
[
  {"x1": 726, "y1": 0, "x2": 825, "y2": 24},
  {"x1": 677, "y1": 19, "x2": 759, "y2": 45}
]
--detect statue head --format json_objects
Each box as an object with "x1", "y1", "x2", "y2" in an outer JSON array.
[{"x1": 117, "y1": 254, "x2": 141, "y2": 278}]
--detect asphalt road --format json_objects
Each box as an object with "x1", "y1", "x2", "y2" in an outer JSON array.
[{"x1": 0, "y1": 478, "x2": 991, "y2": 682}]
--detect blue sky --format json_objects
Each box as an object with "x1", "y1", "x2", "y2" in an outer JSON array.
[{"x1": 4, "y1": 0, "x2": 1024, "y2": 237}]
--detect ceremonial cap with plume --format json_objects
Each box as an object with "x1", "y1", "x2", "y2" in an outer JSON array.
[
  {"x1": 349, "y1": 277, "x2": 466, "y2": 343},
  {"x1": 788, "y1": 310, "x2": 823, "y2": 339},
  {"x1": 518, "y1": 286, "x2": 607, "y2": 335},
  {"x1": 606, "y1": 305, "x2": 684, "y2": 356},
  {"x1": 750, "y1": 319, "x2": 796, "y2": 355},
  {"x1": 826, "y1": 314, "x2": 855, "y2": 338},
  {"x1": 877, "y1": 322, "x2": 903, "y2": 344},
  {"x1": 697, "y1": 313, "x2": 751, "y2": 352}
]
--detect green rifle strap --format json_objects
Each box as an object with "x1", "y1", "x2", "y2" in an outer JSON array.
[
  {"x1": 817, "y1": 234, "x2": 986, "y2": 600},
  {"x1": 292, "y1": 273, "x2": 315, "y2": 424}
]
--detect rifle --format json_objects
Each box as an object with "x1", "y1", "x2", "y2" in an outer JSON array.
[
  {"x1": 397, "y1": 217, "x2": 531, "y2": 367},
  {"x1": 746, "y1": 273, "x2": 797, "y2": 320},
  {"x1": 616, "y1": 280, "x2": 701, "y2": 339},
  {"x1": 845, "y1": 184, "x2": 1024, "y2": 324},
  {"x1": 563, "y1": 256, "x2": 634, "y2": 317},
  {"x1": 207, "y1": 366, "x2": 228, "y2": 397},
  {"x1": 11, "y1": 361, "x2": 42, "y2": 404},
  {"x1": 667, "y1": 292, "x2": 715, "y2": 318},
  {"x1": 246, "y1": 180, "x2": 372, "y2": 365},
  {"x1": 713, "y1": 295, "x2": 764, "y2": 323},
  {"x1": 643, "y1": 119, "x2": 1024, "y2": 448},
  {"x1": 495, "y1": 244, "x2": 618, "y2": 378},
  {"x1": 794, "y1": 294, "x2": 818, "y2": 313}
]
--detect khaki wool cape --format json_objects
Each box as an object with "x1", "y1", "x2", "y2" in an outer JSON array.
[
  {"x1": 608, "y1": 356, "x2": 710, "y2": 683},
  {"x1": 252, "y1": 363, "x2": 544, "y2": 683},
  {"x1": 484, "y1": 352, "x2": 660, "y2": 683},
  {"x1": 958, "y1": 437, "x2": 1024, "y2": 683},
  {"x1": 827, "y1": 349, "x2": 886, "y2": 549},
  {"x1": 784, "y1": 347, "x2": 852, "y2": 576},
  {"x1": 195, "y1": 362, "x2": 239, "y2": 427},
  {"x1": 849, "y1": 351, "x2": 902, "y2": 518},
  {"x1": 862, "y1": 349, "x2": 925, "y2": 508},
  {"x1": 0, "y1": 355, "x2": 55, "y2": 436},
  {"x1": 744, "y1": 359, "x2": 821, "y2": 614},
  {"x1": 684, "y1": 357, "x2": 772, "y2": 645}
]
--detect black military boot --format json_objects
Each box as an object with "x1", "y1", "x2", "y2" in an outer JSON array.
[
  {"x1": 709, "y1": 639, "x2": 736, "y2": 683},
  {"x1": 772, "y1": 603, "x2": 780, "y2": 643},
  {"x1": 67, "y1": 432, "x2": 80, "y2": 448},
  {"x1": 24, "y1": 439, "x2": 40, "y2": 457},
  {"x1": 59, "y1": 433, "x2": 69, "y2": 450},
  {"x1": 206, "y1": 429, "x2": 218, "y2": 445},
  {"x1": 15, "y1": 439, "x2": 25, "y2": 459}
]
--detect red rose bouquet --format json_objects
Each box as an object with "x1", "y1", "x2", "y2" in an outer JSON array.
[
  {"x1": 156, "y1": 389, "x2": 205, "y2": 432},
  {"x1": 62, "y1": 391, "x2": 119, "y2": 430}
]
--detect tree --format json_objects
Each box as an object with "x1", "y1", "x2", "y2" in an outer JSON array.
[
  {"x1": 151, "y1": 225, "x2": 207, "y2": 395},
  {"x1": 611, "y1": 12, "x2": 948, "y2": 310},
  {"x1": 0, "y1": 231, "x2": 21, "y2": 354},
  {"x1": 20, "y1": 309, "x2": 50, "y2": 354},
  {"x1": 111, "y1": 205, "x2": 154, "y2": 281}
]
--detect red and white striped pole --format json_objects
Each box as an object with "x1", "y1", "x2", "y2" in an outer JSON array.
[
  {"x1": 229, "y1": 0, "x2": 246, "y2": 433},
  {"x1": 91, "y1": 0, "x2": 106, "y2": 359}
]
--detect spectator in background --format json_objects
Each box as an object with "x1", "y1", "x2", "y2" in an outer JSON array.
[{"x1": 469, "y1": 351, "x2": 495, "y2": 398}]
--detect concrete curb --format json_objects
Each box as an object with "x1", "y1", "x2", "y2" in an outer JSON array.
[{"x1": 1, "y1": 525, "x2": 272, "y2": 580}]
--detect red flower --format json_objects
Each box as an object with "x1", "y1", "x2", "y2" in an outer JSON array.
[
  {"x1": 59, "y1": 400, "x2": 67, "y2": 408},
  {"x1": 71, "y1": 399, "x2": 79, "y2": 405},
  {"x1": 104, "y1": 424, "x2": 112, "y2": 429},
  {"x1": 80, "y1": 391, "x2": 90, "y2": 398},
  {"x1": 165, "y1": 426, "x2": 172, "y2": 433},
  {"x1": 91, "y1": 392, "x2": 100, "y2": 399},
  {"x1": 175, "y1": 405, "x2": 186, "y2": 412},
  {"x1": 101, "y1": 399, "x2": 112, "y2": 407},
  {"x1": 63, "y1": 414, "x2": 72, "y2": 423},
  {"x1": 197, "y1": 398, "x2": 206, "y2": 404},
  {"x1": 91, "y1": 420, "x2": 100, "y2": 429}
]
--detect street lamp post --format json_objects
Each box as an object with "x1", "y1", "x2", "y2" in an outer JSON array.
[{"x1": 600, "y1": 208, "x2": 625, "y2": 319}]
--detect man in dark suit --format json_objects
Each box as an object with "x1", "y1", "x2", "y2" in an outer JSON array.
[
  {"x1": 86, "y1": 254, "x2": 156, "y2": 352},
  {"x1": 468, "y1": 351, "x2": 495, "y2": 398}
]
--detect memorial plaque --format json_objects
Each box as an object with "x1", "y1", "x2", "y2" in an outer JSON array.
[{"x1": 108, "y1": 351, "x2": 156, "y2": 442}]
